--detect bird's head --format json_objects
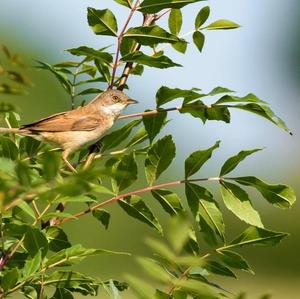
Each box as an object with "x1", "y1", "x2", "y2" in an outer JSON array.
[{"x1": 89, "y1": 90, "x2": 138, "y2": 116}]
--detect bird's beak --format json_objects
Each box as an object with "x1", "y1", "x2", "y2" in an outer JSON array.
[{"x1": 127, "y1": 98, "x2": 139, "y2": 105}]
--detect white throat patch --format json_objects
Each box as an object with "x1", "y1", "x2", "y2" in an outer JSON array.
[{"x1": 102, "y1": 103, "x2": 126, "y2": 116}]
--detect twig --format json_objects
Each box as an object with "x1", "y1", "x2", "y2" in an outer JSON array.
[
  {"x1": 58, "y1": 177, "x2": 221, "y2": 225},
  {"x1": 32, "y1": 200, "x2": 41, "y2": 218},
  {"x1": 71, "y1": 60, "x2": 85, "y2": 109},
  {"x1": 167, "y1": 252, "x2": 211, "y2": 295},
  {"x1": 154, "y1": 8, "x2": 171, "y2": 21},
  {"x1": 109, "y1": 0, "x2": 141, "y2": 89},
  {"x1": 117, "y1": 13, "x2": 155, "y2": 90},
  {"x1": 118, "y1": 106, "x2": 180, "y2": 120}
]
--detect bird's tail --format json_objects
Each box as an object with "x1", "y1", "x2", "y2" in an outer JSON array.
[{"x1": 0, "y1": 127, "x2": 23, "y2": 134}]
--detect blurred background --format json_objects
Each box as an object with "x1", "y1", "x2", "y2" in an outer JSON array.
[{"x1": 0, "y1": 0, "x2": 299, "y2": 298}]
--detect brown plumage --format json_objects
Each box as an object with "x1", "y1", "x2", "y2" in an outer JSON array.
[{"x1": 0, "y1": 90, "x2": 138, "y2": 172}]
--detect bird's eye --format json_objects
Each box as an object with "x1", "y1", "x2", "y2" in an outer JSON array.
[{"x1": 112, "y1": 95, "x2": 120, "y2": 102}]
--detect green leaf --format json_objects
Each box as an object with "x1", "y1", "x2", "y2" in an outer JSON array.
[
  {"x1": 193, "y1": 31, "x2": 205, "y2": 53},
  {"x1": 143, "y1": 110, "x2": 167, "y2": 143},
  {"x1": 35, "y1": 61, "x2": 72, "y2": 94},
  {"x1": 95, "y1": 59, "x2": 111, "y2": 83},
  {"x1": 151, "y1": 189, "x2": 183, "y2": 215},
  {"x1": 126, "y1": 126, "x2": 148, "y2": 147},
  {"x1": 75, "y1": 77, "x2": 106, "y2": 86},
  {"x1": 172, "y1": 40, "x2": 188, "y2": 54},
  {"x1": 137, "y1": 257, "x2": 171, "y2": 282},
  {"x1": 120, "y1": 38, "x2": 137, "y2": 56},
  {"x1": 67, "y1": 46, "x2": 113, "y2": 64},
  {"x1": 114, "y1": 0, "x2": 132, "y2": 8},
  {"x1": 167, "y1": 214, "x2": 194, "y2": 254},
  {"x1": 22, "y1": 286, "x2": 38, "y2": 299},
  {"x1": 87, "y1": 7, "x2": 118, "y2": 36},
  {"x1": 228, "y1": 226, "x2": 289, "y2": 248},
  {"x1": 24, "y1": 228, "x2": 48, "y2": 258},
  {"x1": 1, "y1": 268, "x2": 19, "y2": 291},
  {"x1": 204, "y1": 260, "x2": 236, "y2": 278},
  {"x1": 0, "y1": 157, "x2": 16, "y2": 175},
  {"x1": 156, "y1": 86, "x2": 201, "y2": 107},
  {"x1": 44, "y1": 271, "x2": 98, "y2": 295},
  {"x1": 15, "y1": 161, "x2": 31, "y2": 187},
  {"x1": 169, "y1": 9, "x2": 182, "y2": 35},
  {"x1": 124, "y1": 25, "x2": 180, "y2": 46},
  {"x1": 121, "y1": 51, "x2": 181, "y2": 69},
  {"x1": 156, "y1": 289, "x2": 172, "y2": 299},
  {"x1": 0, "y1": 136, "x2": 18, "y2": 160},
  {"x1": 51, "y1": 288, "x2": 74, "y2": 299},
  {"x1": 22, "y1": 250, "x2": 42, "y2": 278},
  {"x1": 118, "y1": 196, "x2": 162, "y2": 233},
  {"x1": 42, "y1": 150, "x2": 60, "y2": 181},
  {"x1": 206, "y1": 106, "x2": 231, "y2": 123},
  {"x1": 231, "y1": 102, "x2": 291, "y2": 134},
  {"x1": 220, "y1": 181, "x2": 263, "y2": 227},
  {"x1": 139, "y1": 0, "x2": 205, "y2": 14},
  {"x1": 130, "y1": 64, "x2": 144, "y2": 76},
  {"x1": 205, "y1": 19, "x2": 240, "y2": 30},
  {"x1": 15, "y1": 201, "x2": 35, "y2": 220},
  {"x1": 173, "y1": 290, "x2": 188, "y2": 299},
  {"x1": 179, "y1": 100, "x2": 206, "y2": 122},
  {"x1": 112, "y1": 152, "x2": 138, "y2": 193},
  {"x1": 171, "y1": 278, "x2": 219, "y2": 298},
  {"x1": 195, "y1": 6, "x2": 210, "y2": 29},
  {"x1": 52, "y1": 195, "x2": 96, "y2": 204},
  {"x1": 185, "y1": 183, "x2": 225, "y2": 244},
  {"x1": 185, "y1": 141, "x2": 220, "y2": 178},
  {"x1": 19, "y1": 136, "x2": 41, "y2": 158},
  {"x1": 220, "y1": 149, "x2": 262, "y2": 176},
  {"x1": 216, "y1": 250, "x2": 254, "y2": 274},
  {"x1": 93, "y1": 209, "x2": 111, "y2": 229},
  {"x1": 76, "y1": 88, "x2": 103, "y2": 96},
  {"x1": 53, "y1": 61, "x2": 81, "y2": 68},
  {"x1": 208, "y1": 86, "x2": 235, "y2": 96},
  {"x1": 124, "y1": 274, "x2": 155, "y2": 299},
  {"x1": 101, "y1": 119, "x2": 141, "y2": 151},
  {"x1": 232, "y1": 176, "x2": 296, "y2": 208},
  {"x1": 145, "y1": 135, "x2": 176, "y2": 185},
  {"x1": 46, "y1": 244, "x2": 128, "y2": 268},
  {"x1": 215, "y1": 93, "x2": 266, "y2": 105},
  {"x1": 46, "y1": 227, "x2": 71, "y2": 252}
]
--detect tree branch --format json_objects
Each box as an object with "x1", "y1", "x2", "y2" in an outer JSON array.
[
  {"x1": 117, "y1": 13, "x2": 156, "y2": 90},
  {"x1": 118, "y1": 106, "x2": 181, "y2": 120},
  {"x1": 58, "y1": 177, "x2": 221, "y2": 225},
  {"x1": 109, "y1": 0, "x2": 141, "y2": 89}
]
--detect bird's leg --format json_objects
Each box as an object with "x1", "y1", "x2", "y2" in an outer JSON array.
[
  {"x1": 83, "y1": 140, "x2": 103, "y2": 170},
  {"x1": 62, "y1": 151, "x2": 77, "y2": 174}
]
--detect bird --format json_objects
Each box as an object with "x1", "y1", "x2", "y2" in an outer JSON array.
[{"x1": 0, "y1": 90, "x2": 138, "y2": 172}]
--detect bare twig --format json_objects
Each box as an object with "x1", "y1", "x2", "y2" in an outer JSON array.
[
  {"x1": 109, "y1": 0, "x2": 141, "y2": 89},
  {"x1": 117, "y1": 13, "x2": 155, "y2": 90}
]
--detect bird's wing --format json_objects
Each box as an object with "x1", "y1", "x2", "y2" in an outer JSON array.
[{"x1": 21, "y1": 110, "x2": 101, "y2": 132}]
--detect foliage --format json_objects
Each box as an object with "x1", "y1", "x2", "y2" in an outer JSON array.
[
  {"x1": 0, "y1": 46, "x2": 31, "y2": 116},
  {"x1": 0, "y1": 1, "x2": 296, "y2": 299}
]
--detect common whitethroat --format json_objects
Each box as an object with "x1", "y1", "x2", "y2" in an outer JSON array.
[{"x1": 0, "y1": 90, "x2": 138, "y2": 172}]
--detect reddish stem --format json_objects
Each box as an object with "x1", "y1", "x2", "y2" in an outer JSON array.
[
  {"x1": 109, "y1": 0, "x2": 141, "y2": 89},
  {"x1": 59, "y1": 177, "x2": 220, "y2": 225}
]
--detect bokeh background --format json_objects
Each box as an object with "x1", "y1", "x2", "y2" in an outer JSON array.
[{"x1": 1, "y1": 0, "x2": 300, "y2": 298}]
